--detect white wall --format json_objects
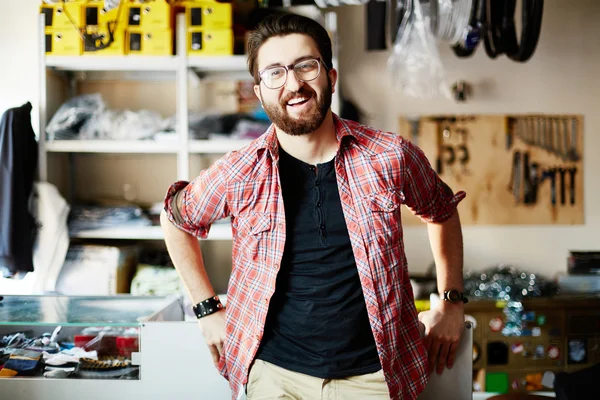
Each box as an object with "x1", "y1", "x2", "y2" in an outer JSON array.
[
  {"x1": 1, "y1": 0, "x2": 598, "y2": 280},
  {"x1": 336, "y1": 1, "x2": 600, "y2": 277},
  {"x1": 0, "y1": 0, "x2": 41, "y2": 131}
]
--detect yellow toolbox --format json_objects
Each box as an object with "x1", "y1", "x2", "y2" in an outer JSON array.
[
  {"x1": 83, "y1": 26, "x2": 126, "y2": 55},
  {"x1": 40, "y1": 1, "x2": 85, "y2": 30},
  {"x1": 82, "y1": 0, "x2": 128, "y2": 56},
  {"x1": 187, "y1": 28, "x2": 233, "y2": 56},
  {"x1": 181, "y1": 1, "x2": 232, "y2": 30},
  {"x1": 84, "y1": 0, "x2": 129, "y2": 30},
  {"x1": 45, "y1": 29, "x2": 83, "y2": 56},
  {"x1": 126, "y1": 28, "x2": 173, "y2": 55},
  {"x1": 127, "y1": 0, "x2": 174, "y2": 30}
]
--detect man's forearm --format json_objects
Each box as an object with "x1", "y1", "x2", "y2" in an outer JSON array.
[
  {"x1": 160, "y1": 209, "x2": 216, "y2": 304},
  {"x1": 426, "y1": 211, "x2": 464, "y2": 294}
]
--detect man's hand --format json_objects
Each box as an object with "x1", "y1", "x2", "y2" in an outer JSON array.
[
  {"x1": 198, "y1": 310, "x2": 227, "y2": 369},
  {"x1": 418, "y1": 302, "x2": 465, "y2": 375}
]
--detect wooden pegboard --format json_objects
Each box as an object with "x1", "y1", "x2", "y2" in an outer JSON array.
[{"x1": 399, "y1": 114, "x2": 584, "y2": 225}]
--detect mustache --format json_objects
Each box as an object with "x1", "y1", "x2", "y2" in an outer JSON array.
[{"x1": 280, "y1": 87, "x2": 316, "y2": 106}]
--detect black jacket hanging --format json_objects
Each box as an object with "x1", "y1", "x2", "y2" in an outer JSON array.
[{"x1": 0, "y1": 102, "x2": 39, "y2": 276}]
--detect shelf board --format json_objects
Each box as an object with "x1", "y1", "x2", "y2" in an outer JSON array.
[
  {"x1": 189, "y1": 139, "x2": 253, "y2": 154},
  {"x1": 71, "y1": 226, "x2": 165, "y2": 240},
  {"x1": 70, "y1": 223, "x2": 232, "y2": 241},
  {"x1": 187, "y1": 55, "x2": 248, "y2": 72},
  {"x1": 45, "y1": 140, "x2": 179, "y2": 154},
  {"x1": 46, "y1": 56, "x2": 179, "y2": 72}
]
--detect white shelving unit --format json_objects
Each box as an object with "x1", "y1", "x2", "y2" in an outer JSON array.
[
  {"x1": 70, "y1": 222, "x2": 232, "y2": 241},
  {"x1": 38, "y1": 14, "x2": 250, "y2": 242},
  {"x1": 189, "y1": 139, "x2": 253, "y2": 154},
  {"x1": 45, "y1": 140, "x2": 180, "y2": 154},
  {"x1": 46, "y1": 56, "x2": 179, "y2": 72},
  {"x1": 38, "y1": 10, "x2": 339, "y2": 243}
]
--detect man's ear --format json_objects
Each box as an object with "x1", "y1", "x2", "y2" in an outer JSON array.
[
  {"x1": 329, "y1": 68, "x2": 338, "y2": 94},
  {"x1": 254, "y1": 84, "x2": 262, "y2": 103}
]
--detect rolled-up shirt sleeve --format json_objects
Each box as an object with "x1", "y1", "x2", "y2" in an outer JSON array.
[
  {"x1": 401, "y1": 139, "x2": 466, "y2": 223},
  {"x1": 163, "y1": 156, "x2": 231, "y2": 238}
]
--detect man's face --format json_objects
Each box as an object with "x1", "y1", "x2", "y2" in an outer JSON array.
[{"x1": 253, "y1": 34, "x2": 337, "y2": 136}]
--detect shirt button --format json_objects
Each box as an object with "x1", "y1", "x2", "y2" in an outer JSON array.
[
  {"x1": 387, "y1": 202, "x2": 394, "y2": 209},
  {"x1": 320, "y1": 224, "x2": 325, "y2": 230},
  {"x1": 278, "y1": 223, "x2": 283, "y2": 230},
  {"x1": 315, "y1": 181, "x2": 320, "y2": 186},
  {"x1": 316, "y1": 202, "x2": 321, "y2": 207}
]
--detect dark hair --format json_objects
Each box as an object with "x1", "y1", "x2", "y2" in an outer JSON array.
[{"x1": 247, "y1": 13, "x2": 333, "y2": 85}]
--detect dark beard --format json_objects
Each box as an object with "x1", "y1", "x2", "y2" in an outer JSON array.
[{"x1": 262, "y1": 78, "x2": 332, "y2": 136}]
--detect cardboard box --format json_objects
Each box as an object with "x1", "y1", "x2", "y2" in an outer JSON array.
[{"x1": 55, "y1": 244, "x2": 138, "y2": 295}]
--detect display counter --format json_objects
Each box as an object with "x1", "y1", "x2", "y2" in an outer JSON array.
[{"x1": 0, "y1": 294, "x2": 231, "y2": 399}]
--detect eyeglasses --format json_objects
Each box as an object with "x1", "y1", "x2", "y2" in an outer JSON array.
[{"x1": 259, "y1": 58, "x2": 326, "y2": 90}]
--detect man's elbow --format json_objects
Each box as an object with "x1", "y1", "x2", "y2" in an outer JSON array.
[{"x1": 160, "y1": 208, "x2": 171, "y2": 228}]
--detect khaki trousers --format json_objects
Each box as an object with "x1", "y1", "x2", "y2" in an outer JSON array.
[{"x1": 246, "y1": 359, "x2": 391, "y2": 400}]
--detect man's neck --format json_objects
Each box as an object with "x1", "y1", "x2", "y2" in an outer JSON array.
[{"x1": 275, "y1": 111, "x2": 338, "y2": 165}]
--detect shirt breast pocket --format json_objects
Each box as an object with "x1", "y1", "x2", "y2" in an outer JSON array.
[
  {"x1": 234, "y1": 212, "x2": 271, "y2": 263},
  {"x1": 365, "y1": 188, "x2": 405, "y2": 244}
]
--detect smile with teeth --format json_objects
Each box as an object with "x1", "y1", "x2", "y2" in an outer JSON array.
[{"x1": 287, "y1": 96, "x2": 310, "y2": 106}]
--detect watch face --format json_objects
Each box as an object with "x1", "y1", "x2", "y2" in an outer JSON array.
[{"x1": 448, "y1": 290, "x2": 461, "y2": 302}]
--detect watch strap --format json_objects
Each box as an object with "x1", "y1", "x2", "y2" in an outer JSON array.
[{"x1": 192, "y1": 295, "x2": 224, "y2": 319}]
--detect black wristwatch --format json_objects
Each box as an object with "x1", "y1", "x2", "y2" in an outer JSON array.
[
  {"x1": 443, "y1": 289, "x2": 469, "y2": 304},
  {"x1": 192, "y1": 295, "x2": 224, "y2": 319}
]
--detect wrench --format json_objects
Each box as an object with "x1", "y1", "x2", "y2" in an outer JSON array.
[
  {"x1": 568, "y1": 167, "x2": 577, "y2": 205},
  {"x1": 568, "y1": 118, "x2": 581, "y2": 161},
  {"x1": 561, "y1": 118, "x2": 570, "y2": 161},
  {"x1": 544, "y1": 117, "x2": 552, "y2": 152},
  {"x1": 523, "y1": 152, "x2": 532, "y2": 204},
  {"x1": 539, "y1": 118, "x2": 545, "y2": 147},
  {"x1": 558, "y1": 167, "x2": 567, "y2": 205},
  {"x1": 542, "y1": 168, "x2": 557, "y2": 206},
  {"x1": 530, "y1": 163, "x2": 540, "y2": 204},
  {"x1": 552, "y1": 118, "x2": 560, "y2": 156}
]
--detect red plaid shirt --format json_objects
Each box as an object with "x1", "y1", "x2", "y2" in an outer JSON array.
[{"x1": 164, "y1": 115, "x2": 465, "y2": 400}]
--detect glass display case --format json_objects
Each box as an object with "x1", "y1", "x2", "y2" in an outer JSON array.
[
  {"x1": 0, "y1": 294, "x2": 182, "y2": 380},
  {"x1": 0, "y1": 294, "x2": 231, "y2": 400}
]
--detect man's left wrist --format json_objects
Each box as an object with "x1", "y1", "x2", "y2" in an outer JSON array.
[{"x1": 440, "y1": 289, "x2": 468, "y2": 304}]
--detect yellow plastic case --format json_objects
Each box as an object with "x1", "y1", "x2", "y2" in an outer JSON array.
[
  {"x1": 80, "y1": 1, "x2": 127, "y2": 55},
  {"x1": 126, "y1": 29, "x2": 173, "y2": 56},
  {"x1": 187, "y1": 28, "x2": 233, "y2": 56},
  {"x1": 45, "y1": 29, "x2": 82, "y2": 56},
  {"x1": 183, "y1": 1, "x2": 232, "y2": 30},
  {"x1": 84, "y1": 1, "x2": 128, "y2": 30},
  {"x1": 40, "y1": 1, "x2": 85, "y2": 30},
  {"x1": 127, "y1": 0, "x2": 173, "y2": 30},
  {"x1": 83, "y1": 26, "x2": 126, "y2": 56}
]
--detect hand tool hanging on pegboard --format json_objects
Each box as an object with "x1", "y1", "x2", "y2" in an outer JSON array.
[
  {"x1": 509, "y1": 150, "x2": 522, "y2": 204},
  {"x1": 541, "y1": 167, "x2": 557, "y2": 207},
  {"x1": 568, "y1": 167, "x2": 577, "y2": 205}
]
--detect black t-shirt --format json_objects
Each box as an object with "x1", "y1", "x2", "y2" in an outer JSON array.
[{"x1": 254, "y1": 147, "x2": 381, "y2": 379}]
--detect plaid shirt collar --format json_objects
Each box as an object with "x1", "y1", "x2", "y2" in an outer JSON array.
[{"x1": 254, "y1": 113, "x2": 358, "y2": 162}]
